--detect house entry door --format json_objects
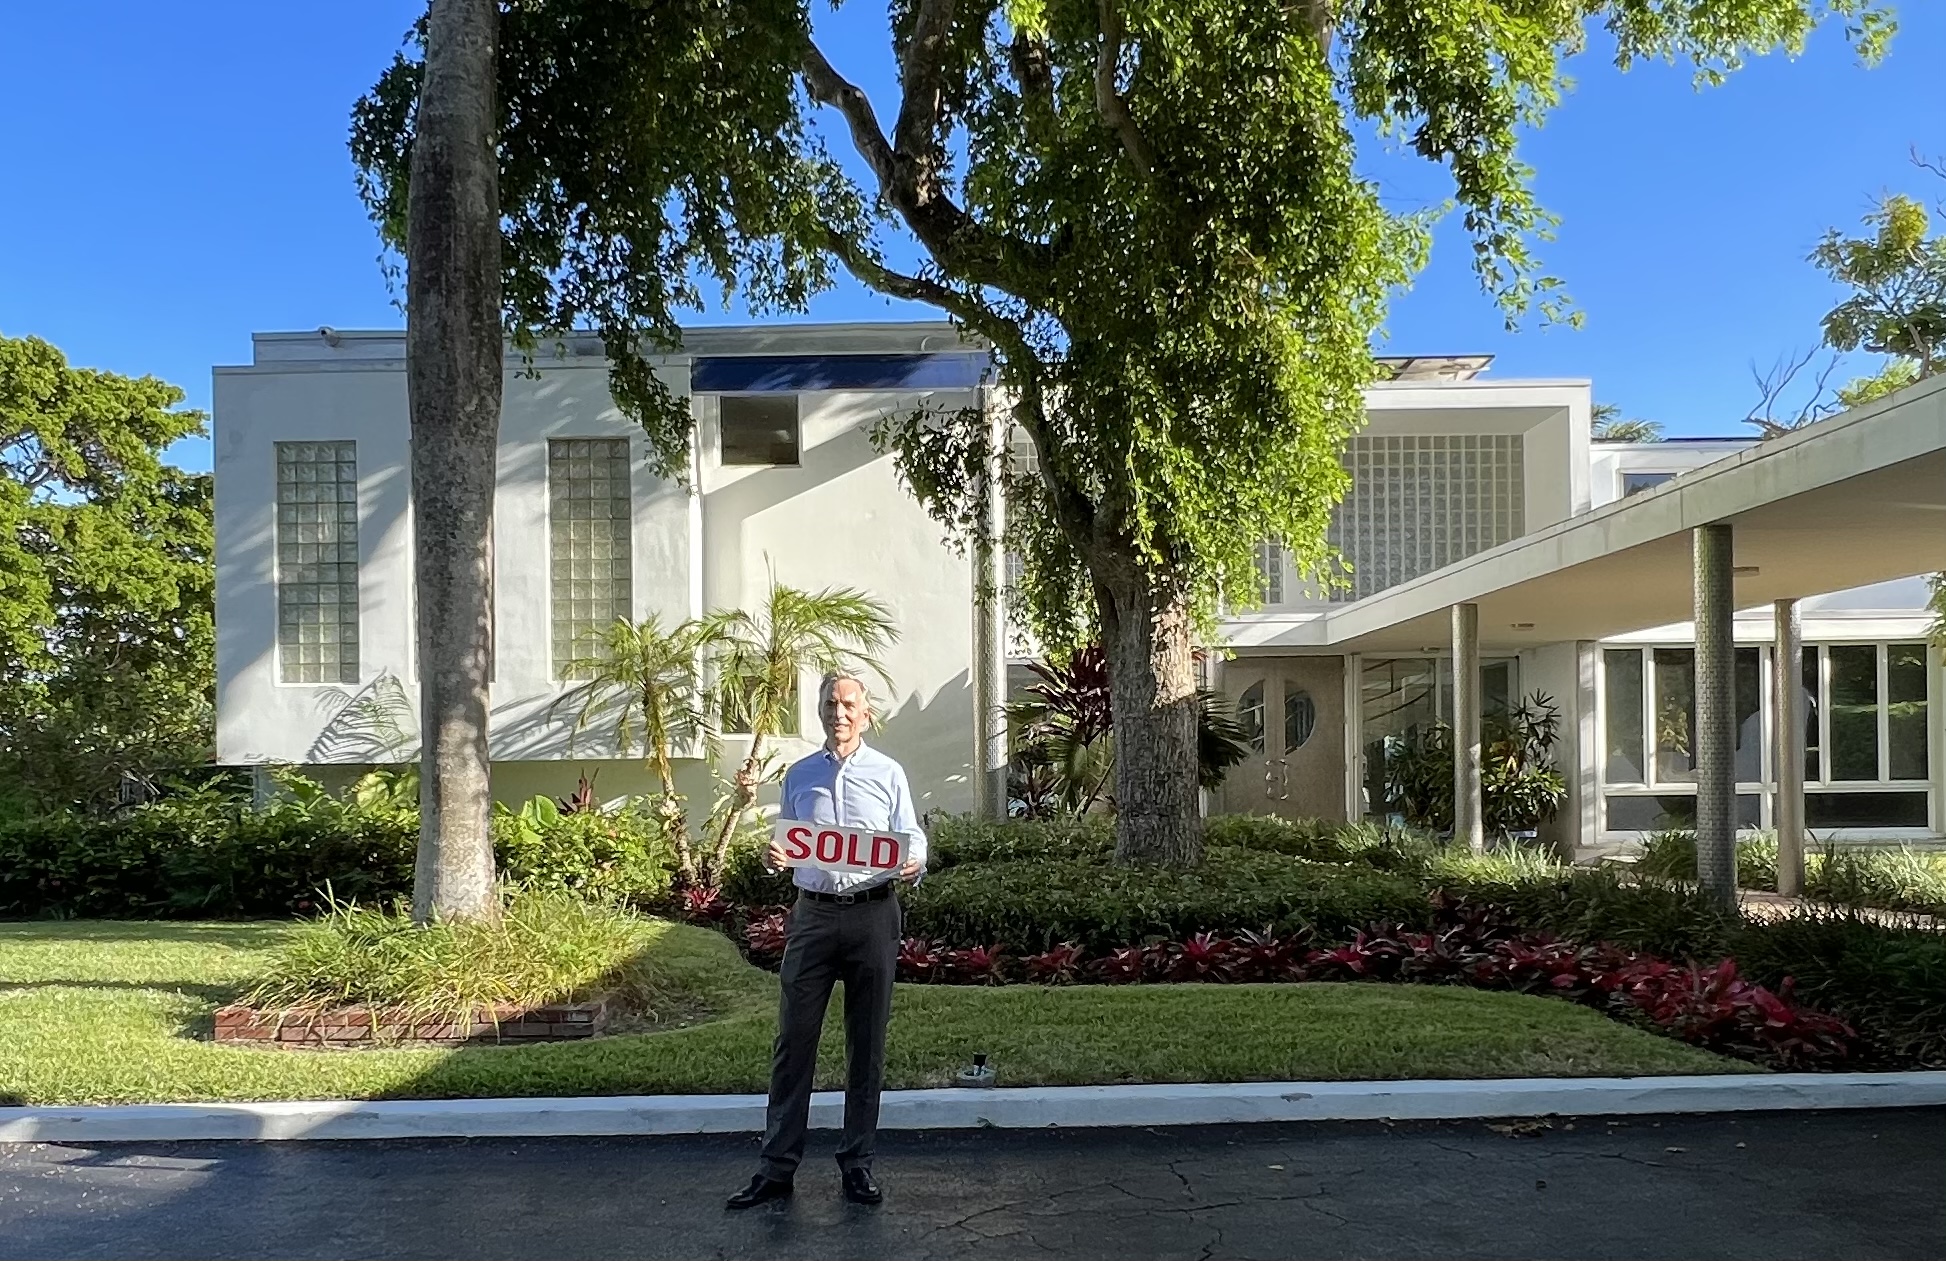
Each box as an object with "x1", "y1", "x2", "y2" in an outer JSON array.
[{"x1": 1219, "y1": 657, "x2": 1347, "y2": 822}]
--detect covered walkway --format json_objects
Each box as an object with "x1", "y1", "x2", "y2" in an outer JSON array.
[{"x1": 1264, "y1": 376, "x2": 1946, "y2": 899}]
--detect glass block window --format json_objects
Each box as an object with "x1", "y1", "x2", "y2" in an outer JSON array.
[
  {"x1": 275, "y1": 442, "x2": 359, "y2": 684},
  {"x1": 549, "y1": 438, "x2": 633, "y2": 678},
  {"x1": 1327, "y1": 435, "x2": 1524, "y2": 601},
  {"x1": 1254, "y1": 540, "x2": 1285, "y2": 604}
]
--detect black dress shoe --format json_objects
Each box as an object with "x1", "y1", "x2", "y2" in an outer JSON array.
[
  {"x1": 841, "y1": 1167, "x2": 883, "y2": 1205},
  {"x1": 726, "y1": 1174, "x2": 793, "y2": 1210}
]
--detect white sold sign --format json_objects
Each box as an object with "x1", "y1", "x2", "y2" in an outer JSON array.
[{"x1": 771, "y1": 818, "x2": 908, "y2": 874}]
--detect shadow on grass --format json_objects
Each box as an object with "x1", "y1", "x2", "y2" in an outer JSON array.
[
  {"x1": 0, "y1": 921, "x2": 295, "y2": 950},
  {"x1": 3, "y1": 979, "x2": 241, "y2": 1004}
]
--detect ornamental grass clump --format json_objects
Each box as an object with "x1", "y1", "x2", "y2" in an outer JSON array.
[{"x1": 245, "y1": 888, "x2": 669, "y2": 1024}]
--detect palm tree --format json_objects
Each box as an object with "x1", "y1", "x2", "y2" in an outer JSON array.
[
  {"x1": 703, "y1": 584, "x2": 897, "y2": 879},
  {"x1": 556, "y1": 616, "x2": 724, "y2": 886},
  {"x1": 406, "y1": 0, "x2": 502, "y2": 923},
  {"x1": 1590, "y1": 403, "x2": 1664, "y2": 443}
]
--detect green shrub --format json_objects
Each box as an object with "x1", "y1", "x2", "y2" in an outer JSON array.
[
  {"x1": 926, "y1": 814, "x2": 1115, "y2": 868},
  {"x1": 0, "y1": 791, "x2": 418, "y2": 919},
  {"x1": 1810, "y1": 845, "x2": 1946, "y2": 917},
  {"x1": 1729, "y1": 910, "x2": 1946, "y2": 1068},
  {"x1": 1436, "y1": 865, "x2": 1739, "y2": 962},
  {"x1": 1635, "y1": 829, "x2": 1781, "y2": 891},
  {"x1": 717, "y1": 834, "x2": 795, "y2": 908},
  {"x1": 491, "y1": 798, "x2": 673, "y2": 904},
  {"x1": 245, "y1": 888, "x2": 671, "y2": 1022},
  {"x1": 902, "y1": 845, "x2": 1430, "y2": 951},
  {"x1": 0, "y1": 779, "x2": 677, "y2": 920}
]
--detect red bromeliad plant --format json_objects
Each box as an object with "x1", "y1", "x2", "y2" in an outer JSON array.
[
  {"x1": 1167, "y1": 932, "x2": 1240, "y2": 983},
  {"x1": 680, "y1": 885, "x2": 733, "y2": 924},
  {"x1": 1232, "y1": 928, "x2": 1305, "y2": 983},
  {"x1": 897, "y1": 937, "x2": 943, "y2": 983},
  {"x1": 1091, "y1": 945, "x2": 1149, "y2": 985},
  {"x1": 1023, "y1": 942, "x2": 1088, "y2": 985},
  {"x1": 941, "y1": 945, "x2": 1010, "y2": 986},
  {"x1": 743, "y1": 910, "x2": 788, "y2": 961}
]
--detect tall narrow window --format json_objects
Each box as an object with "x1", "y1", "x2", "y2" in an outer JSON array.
[
  {"x1": 1603, "y1": 648, "x2": 1646, "y2": 783},
  {"x1": 1254, "y1": 540, "x2": 1285, "y2": 604},
  {"x1": 1887, "y1": 643, "x2": 1930, "y2": 782},
  {"x1": 1828, "y1": 644, "x2": 1879, "y2": 781},
  {"x1": 549, "y1": 438, "x2": 633, "y2": 678},
  {"x1": 275, "y1": 441, "x2": 359, "y2": 684}
]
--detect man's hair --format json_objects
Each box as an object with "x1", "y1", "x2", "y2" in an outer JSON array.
[{"x1": 818, "y1": 671, "x2": 874, "y2": 713}]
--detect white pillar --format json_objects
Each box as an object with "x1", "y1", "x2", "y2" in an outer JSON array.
[
  {"x1": 1453, "y1": 602, "x2": 1483, "y2": 853},
  {"x1": 1693, "y1": 523, "x2": 1738, "y2": 907},
  {"x1": 1773, "y1": 598, "x2": 1806, "y2": 897},
  {"x1": 973, "y1": 401, "x2": 1009, "y2": 818}
]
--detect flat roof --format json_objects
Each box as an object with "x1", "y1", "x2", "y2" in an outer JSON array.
[{"x1": 1232, "y1": 373, "x2": 1946, "y2": 653}]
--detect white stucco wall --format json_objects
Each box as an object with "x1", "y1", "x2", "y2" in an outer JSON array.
[{"x1": 214, "y1": 329, "x2": 980, "y2": 816}]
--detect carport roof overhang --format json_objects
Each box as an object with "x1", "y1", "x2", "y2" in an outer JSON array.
[{"x1": 1245, "y1": 375, "x2": 1946, "y2": 655}]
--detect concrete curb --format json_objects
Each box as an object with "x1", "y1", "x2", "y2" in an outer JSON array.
[{"x1": 6, "y1": 1072, "x2": 1945, "y2": 1143}]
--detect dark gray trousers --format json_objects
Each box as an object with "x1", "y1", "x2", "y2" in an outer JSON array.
[{"x1": 757, "y1": 892, "x2": 900, "y2": 1179}]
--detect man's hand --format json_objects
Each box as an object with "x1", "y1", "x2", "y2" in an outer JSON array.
[
  {"x1": 765, "y1": 840, "x2": 790, "y2": 871},
  {"x1": 898, "y1": 858, "x2": 923, "y2": 883}
]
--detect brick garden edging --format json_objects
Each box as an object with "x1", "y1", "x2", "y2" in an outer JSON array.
[{"x1": 211, "y1": 999, "x2": 608, "y2": 1047}]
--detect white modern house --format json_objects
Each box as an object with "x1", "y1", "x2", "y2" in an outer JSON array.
[{"x1": 212, "y1": 323, "x2": 1946, "y2": 855}]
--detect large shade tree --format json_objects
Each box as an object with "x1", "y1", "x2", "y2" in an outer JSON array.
[
  {"x1": 357, "y1": 0, "x2": 1892, "y2": 868},
  {"x1": 0, "y1": 334, "x2": 213, "y2": 812}
]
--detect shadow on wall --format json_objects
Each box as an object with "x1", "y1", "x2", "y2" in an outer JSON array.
[
  {"x1": 308, "y1": 672, "x2": 418, "y2": 763},
  {"x1": 870, "y1": 667, "x2": 976, "y2": 816}
]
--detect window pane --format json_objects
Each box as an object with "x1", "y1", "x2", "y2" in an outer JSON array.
[
  {"x1": 1828, "y1": 645, "x2": 1879, "y2": 781},
  {"x1": 1801, "y1": 647, "x2": 1821, "y2": 782},
  {"x1": 549, "y1": 438, "x2": 633, "y2": 678},
  {"x1": 1654, "y1": 648, "x2": 1695, "y2": 784},
  {"x1": 1735, "y1": 647, "x2": 1762, "y2": 783},
  {"x1": 1621, "y1": 471, "x2": 1677, "y2": 496},
  {"x1": 1603, "y1": 649, "x2": 1646, "y2": 784},
  {"x1": 719, "y1": 395, "x2": 800, "y2": 465},
  {"x1": 1284, "y1": 689, "x2": 1316, "y2": 752},
  {"x1": 1325, "y1": 434, "x2": 1524, "y2": 601},
  {"x1": 1238, "y1": 680, "x2": 1266, "y2": 754},
  {"x1": 1482, "y1": 660, "x2": 1513, "y2": 717},
  {"x1": 1887, "y1": 643, "x2": 1929, "y2": 781},
  {"x1": 1255, "y1": 540, "x2": 1285, "y2": 604},
  {"x1": 1605, "y1": 793, "x2": 1760, "y2": 831},
  {"x1": 275, "y1": 441, "x2": 359, "y2": 684},
  {"x1": 1806, "y1": 791, "x2": 1927, "y2": 828},
  {"x1": 1361, "y1": 658, "x2": 1438, "y2": 818}
]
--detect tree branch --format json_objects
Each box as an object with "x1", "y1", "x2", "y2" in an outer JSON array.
[
  {"x1": 820, "y1": 227, "x2": 1099, "y2": 547},
  {"x1": 1094, "y1": 0, "x2": 1155, "y2": 178},
  {"x1": 891, "y1": 0, "x2": 959, "y2": 174},
  {"x1": 800, "y1": 39, "x2": 899, "y2": 193}
]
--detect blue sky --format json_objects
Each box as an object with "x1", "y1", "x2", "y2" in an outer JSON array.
[{"x1": 2, "y1": 2, "x2": 1940, "y2": 474}]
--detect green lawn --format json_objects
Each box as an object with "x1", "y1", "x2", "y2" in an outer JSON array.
[{"x1": 0, "y1": 919, "x2": 1747, "y2": 1106}]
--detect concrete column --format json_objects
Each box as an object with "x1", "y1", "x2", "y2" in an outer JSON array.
[
  {"x1": 1693, "y1": 524, "x2": 1738, "y2": 907},
  {"x1": 973, "y1": 401, "x2": 1009, "y2": 819},
  {"x1": 1773, "y1": 598, "x2": 1806, "y2": 897},
  {"x1": 1452, "y1": 602, "x2": 1484, "y2": 853}
]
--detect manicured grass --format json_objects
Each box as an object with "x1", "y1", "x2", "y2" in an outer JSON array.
[{"x1": 0, "y1": 919, "x2": 1744, "y2": 1106}]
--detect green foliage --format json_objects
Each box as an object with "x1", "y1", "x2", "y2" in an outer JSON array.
[
  {"x1": 903, "y1": 846, "x2": 1430, "y2": 952},
  {"x1": 0, "y1": 334, "x2": 214, "y2": 811},
  {"x1": 244, "y1": 889, "x2": 668, "y2": 1023},
  {"x1": 928, "y1": 813, "x2": 1117, "y2": 868},
  {"x1": 1590, "y1": 402, "x2": 1663, "y2": 442},
  {"x1": 1730, "y1": 911, "x2": 1946, "y2": 1067},
  {"x1": 0, "y1": 773, "x2": 677, "y2": 920},
  {"x1": 349, "y1": 0, "x2": 852, "y2": 480},
  {"x1": 490, "y1": 797, "x2": 674, "y2": 904},
  {"x1": 1005, "y1": 645, "x2": 1253, "y2": 816},
  {"x1": 1636, "y1": 829, "x2": 1946, "y2": 918},
  {"x1": 1381, "y1": 693, "x2": 1568, "y2": 836},
  {"x1": 1812, "y1": 192, "x2": 1946, "y2": 377}
]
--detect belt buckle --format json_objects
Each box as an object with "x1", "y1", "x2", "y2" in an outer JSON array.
[{"x1": 835, "y1": 892, "x2": 856, "y2": 905}]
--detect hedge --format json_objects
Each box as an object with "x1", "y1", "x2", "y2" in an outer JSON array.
[{"x1": 0, "y1": 797, "x2": 673, "y2": 920}]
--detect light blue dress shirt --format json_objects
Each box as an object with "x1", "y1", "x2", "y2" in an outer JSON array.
[{"x1": 777, "y1": 741, "x2": 928, "y2": 894}]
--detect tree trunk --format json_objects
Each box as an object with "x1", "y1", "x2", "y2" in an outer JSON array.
[
  {"x1": 407, "y1": 0, "x2": 502, "y2": 923},
  {"x1": 1098, "y1": 570, "x2": 1203, "y2": 866}
]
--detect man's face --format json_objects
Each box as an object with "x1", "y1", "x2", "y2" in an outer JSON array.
[{"x1": 821, "y1": 677, "x2": 871, "y2": 746}]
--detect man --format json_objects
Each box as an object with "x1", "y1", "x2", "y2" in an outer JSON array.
[{"x1": 726, "y1": 672, "x2": 927, "y2": 1210}]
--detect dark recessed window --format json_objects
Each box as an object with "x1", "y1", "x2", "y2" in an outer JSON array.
[
  {"x1": 1621, "y1": 471, "x2": 1678, "y2": 497},
  {"x1": 719, "y1": 395, "x2": 800, "y2": 465}
]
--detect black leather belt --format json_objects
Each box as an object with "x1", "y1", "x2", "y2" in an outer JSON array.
[{"x1": 798, "y1": 883, "x2": 895, "y2": 905}]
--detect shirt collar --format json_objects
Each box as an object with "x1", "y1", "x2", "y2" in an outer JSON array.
[{"x1": 822, "y1": 739, "x2": 870, "y2": 767}]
